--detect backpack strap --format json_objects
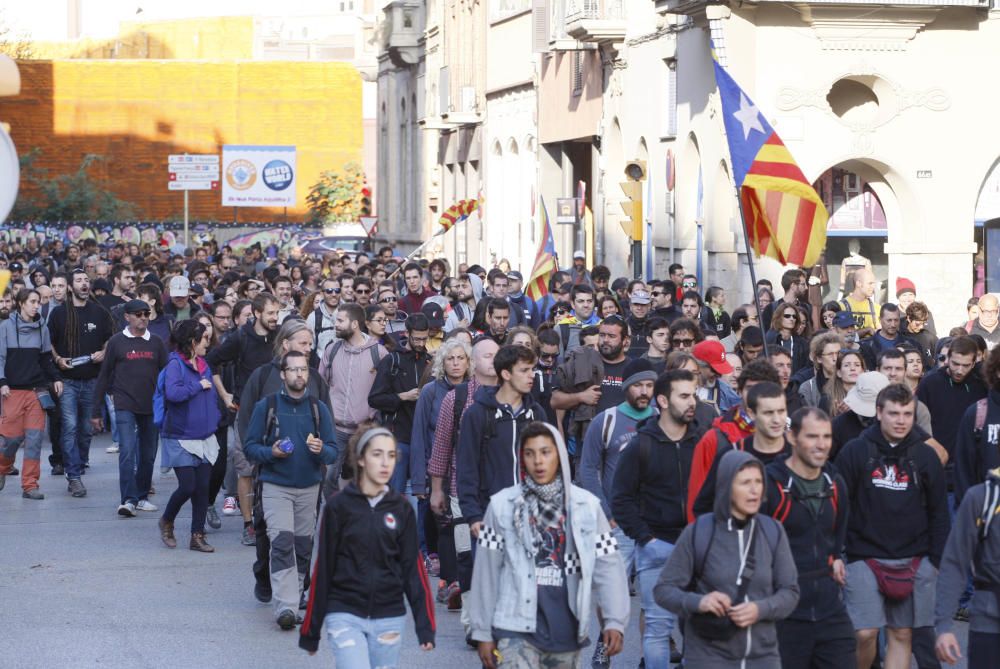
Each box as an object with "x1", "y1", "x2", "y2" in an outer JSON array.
[
  {"x1": 322, "y1": 340, "x2": 344, "y2": 383},
  {"x1": 757, "y1": 516, "x2": 782, "y2": 558},
  {"x1": 975, "y1": 398, "x2": 989, "y2": 443},
  {"x1": 690, "y1": 514, "x2": 716, "y2": 586},
  {"x1": 980, "y1": 477, "x2": 1000, "y2": 542},
  {"x1": 601, "y1": 410, "x2": 617, "y2": 450},
  {"x1": 308, "y1": 396, "x2": 321, "y2": 436},
  {"x1": 771, "y1": 474, "x2": 794, "y2": 524},
  {"x1": 265, "y1": 393, "x2": 279, "y2": 444},
  {"x1": 369, "y1": 344, "x2": 381, "y2": 369}
]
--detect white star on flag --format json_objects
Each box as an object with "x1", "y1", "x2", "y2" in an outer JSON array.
[{"x1": 733, "y1": 92, "x2": 765, "y2": 140}]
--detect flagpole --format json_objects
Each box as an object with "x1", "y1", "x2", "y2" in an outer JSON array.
[
  {"x1": 387, "y1": 232, "x2": 444, "y2": 280},
  {"x1": 733, "y1": 191, "x2": 769, "y2": 357}
]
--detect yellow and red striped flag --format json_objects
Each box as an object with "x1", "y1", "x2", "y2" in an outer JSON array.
[
  {"x1": 526, "y1": 198, "x2": 559, "y2": 301},
  {"x1": 713, "y1": 53, "x2": 828, "y2": 267}
]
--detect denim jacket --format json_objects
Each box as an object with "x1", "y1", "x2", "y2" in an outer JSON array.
[{"x1": 468, "y1": 423, "x2": 630, "y2": 644}]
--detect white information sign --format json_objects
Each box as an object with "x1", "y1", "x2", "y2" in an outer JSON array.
[{"x1": 221, "y1": 145, "x2": 297, "y2": 207}]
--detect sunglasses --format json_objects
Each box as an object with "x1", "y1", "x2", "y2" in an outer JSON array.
[
  {"x1": 651, "y1": 291, "x2": 664, "y2": 297},
  {"x1": 782, "y1": 313, "x2": 797, "y2": 320},
  {"x1": 356, "y1": 288, "x2": 371, "y2": 294},
  {"x1": 323, "y1": 287, "x2": 341, "y2": 294},
  {"x1": 671, "y1": 338, "x2": 695, "y2": 346},
  {"x1": 379, "y1": 296, "x2": 397, "y2": 303},
  {"x1": 131, "y1": 310, "x2": 151, "y2": 318},
  {"x1": 682, "y1": 282, "x2": 696, "y2": 288}
]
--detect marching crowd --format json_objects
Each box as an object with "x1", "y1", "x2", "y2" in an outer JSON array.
[{"x1": 2, "y1": 236, "x2": 1000, "y2": 668}]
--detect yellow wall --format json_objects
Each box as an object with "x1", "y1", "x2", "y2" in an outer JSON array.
[{"x1": 3, "y1": 59, "x2": 362, "y2": 221}]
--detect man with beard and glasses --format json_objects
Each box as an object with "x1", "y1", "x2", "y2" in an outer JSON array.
[
  {"x1": 612, "y1": 369, "x2": 706, "y2": 669},
  {"x1": 48, "y1": 269, "x2": 114, "y2": 498},
  {"x1": 444, "y1": 274, "x2": 478, "y2": 333}
]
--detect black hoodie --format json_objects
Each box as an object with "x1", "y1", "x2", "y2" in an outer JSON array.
[
  {"x1": 763, "y1": 458, "x2": 848, "y2": 622},
  {"x1": 367, "y1": 346, "x2": 430, "y2": 443},
  {"x1": 611, "y1": 416, "x2": 705, "y2": 545},
  {"x1": 455, "y1": 385, "x2": 547, "y2": 525},
  {"x1": 299, "y1": 482, "x2": 435, "y2": 653},
  {"x1": 835, "y1": 423, "x2": 950, "y2": 566},
  {"x1": 205, "y1": 322, "x2": 276, "y2": 403}
]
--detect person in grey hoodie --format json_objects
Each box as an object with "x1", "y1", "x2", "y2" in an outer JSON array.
[
  {"x1": 935, "y1": 466, "x2": 1000, "y2": 666},
  {"x1": 654, "y1": 450, "x2": 800, "y2": 669},
  {"x1": 469, "y1": 421, "x2": 629, "y2": 668},
  {"x1": 0, "y1": 288, "x2": 62, "y2": 499}
]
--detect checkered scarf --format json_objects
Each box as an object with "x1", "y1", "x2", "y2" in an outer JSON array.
[{"x1": 513, "y1": 476, "x2": 565, "y2": 560}]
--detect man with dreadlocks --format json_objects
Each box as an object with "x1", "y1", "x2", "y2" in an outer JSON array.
[
  {"x1": 47, "y1": 268, "x2": 114, "y2": 498},
  {"x1": 468, "y1": 421, "x2": 629, "y2": 668}
]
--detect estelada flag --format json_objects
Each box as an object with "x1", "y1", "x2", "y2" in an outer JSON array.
[
  {"x1": 526, "y1": 198, "x2": 559, "y2": 301},
  {"x1": 713, "y1": 54, "x2": 828, "y2": 268}
]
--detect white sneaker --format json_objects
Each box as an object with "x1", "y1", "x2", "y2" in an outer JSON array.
[
  {"x1": 117, "y1": 502, "x2": 136, "y2": 517},
  {"x1": 135, "y1": 499, "x2": 158, "y2": 512},
  {"x1": 106, "y1": 443, "x2": 119, "y2": 454},
  {"x1": 222, "y1": 496, "x2": 239, "y2": 516}
]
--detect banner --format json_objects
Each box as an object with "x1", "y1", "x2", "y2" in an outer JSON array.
[{"x1": 221, "y1": 145, "x2": 297, "y2": 208}]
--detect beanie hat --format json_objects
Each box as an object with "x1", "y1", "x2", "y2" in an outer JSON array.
[
  {"x1": 896, "y1": 277, "x2": 916, "y2": 297},
  {"x1": 622, "y1": 358, "x2": 657, "y2": 390}
]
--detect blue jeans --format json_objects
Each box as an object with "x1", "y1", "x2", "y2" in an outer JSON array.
[
  {"x1": 60, "y1": 378, "x2": 96, "y2": 480},
  {"x1": 117, "y1": 410, "x2": 159, "y2": 505},
  {"x1": 323, "y1": 612, "x2": 406, "y2": 669},
  {"x1": 105, "y1": 394, "x2": 120, "y2": 445},
  {"x1": 612, "y1": 526, "x2": 637, "y2": 576},
  {"x1": 389, "y1": 441, "x2": 410, "y2": 493},
  {"x1": 636, "y1": 538, "x2": 677, "y2": 669}
]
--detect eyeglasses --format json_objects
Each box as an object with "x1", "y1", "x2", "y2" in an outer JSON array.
[
  {"x1": 356, "y1": 288, "x2": 371, "y2": 294},
  {"x1": 671, "y1": 338, "x2": 695, "y2": 347},
  {"x1": 323, "y1": 287, "x2": 341, "y2": 294},
  {"x1": 283, "y1": 367, "x2": 309, "y2": 374},
  {"x1": 369, "y1": 318, "x2": 387, "y2": 325},
  {"x1": 379, "y1": 296, "x2": 397, "y2": 303}
]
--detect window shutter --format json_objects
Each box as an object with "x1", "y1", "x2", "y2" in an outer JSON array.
[{"x1": 532, "y1": 0, "x2": 550, "y2": 53}]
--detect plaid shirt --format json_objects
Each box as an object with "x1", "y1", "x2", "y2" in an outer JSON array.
[{"x1": 427, "y1": 376, "x2": 483, "y2": 495}]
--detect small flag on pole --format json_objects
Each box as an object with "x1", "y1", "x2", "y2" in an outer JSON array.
[
  {"x1": 712, "y1": 51, "x2": 828, "y2": 268},
  {"x1": 526, "y1": 198, "x2": 559, "y2": 301},
  {"x1": 438, "y1": 198, "x2": 480, "y2": 235}
]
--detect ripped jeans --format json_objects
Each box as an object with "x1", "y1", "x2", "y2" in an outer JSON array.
[{"x1": 323, "y1": 612, "x2": 406, "y2": 669}]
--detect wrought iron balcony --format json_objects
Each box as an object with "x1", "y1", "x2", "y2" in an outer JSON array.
[{"x1": 565, "y1": 0, "x2": 627, "y2": 44}]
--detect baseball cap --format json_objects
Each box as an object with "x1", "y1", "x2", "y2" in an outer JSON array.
[
  {"x1": 573, "y1": 250, "x2": 585, "y2": 260},
  {"x1": 124, "y1": 299, "x2": 151, "y2": 315},
  {"x1": 844, "y1": 372, "x2": 890, "y2": 418},
  {"x1": 692, "y1": 340, "x2": 734, "y2": 375},
  {"x1": 630, "y1": 289, "x2": 652, "y2": 305},
  {"x1": 169, "y1": 275, "x2": 190, "y2": 297},
  {"x1": 9, "y1": 261, "x2": 22, "y2": 272},
  {"x1": 189, "y1": 283, "x2": 205, "y2": 296},
  {"x1": 507, "y1": 270, "x2": 523, "y2": 282},
  {"x1": 833, "y1": 311, "x2": 856, "y2": 329},
  {"x1": 421, "y1": 302, "x2": 445, "y2": 329}
]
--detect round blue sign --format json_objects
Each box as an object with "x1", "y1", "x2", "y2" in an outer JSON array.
[{"x1": 261, "y1": 159, "x2": 294, "y2": 191}]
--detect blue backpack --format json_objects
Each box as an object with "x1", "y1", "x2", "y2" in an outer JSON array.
[{"x1": 152, "y1": 362, "x2": 174, "y2": 430}]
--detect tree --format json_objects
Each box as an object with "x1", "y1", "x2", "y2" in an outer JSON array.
[
  {"x1": 10, "y1": 149, "x2": 140, "y2": 221},
  {"x1": 0, "y1": 11, "x2": 35, "y2": 59},
  {"x1": 306, "y1": 162, "x2": 369, "y2": 224}
]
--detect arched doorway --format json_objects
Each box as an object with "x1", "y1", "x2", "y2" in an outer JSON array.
[{"x1": 812, "y1": 161, "x2": 893, "y2": 303}]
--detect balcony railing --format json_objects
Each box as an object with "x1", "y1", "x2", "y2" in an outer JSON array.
[{"x1": 564, "y1": 0, "x2": 626, "y2": 43}]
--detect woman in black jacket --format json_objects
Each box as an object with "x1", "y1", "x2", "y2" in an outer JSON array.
[
  {"x1": 300, "y1": 425, "x2": 435, "y2": 666},
  {"x1": 765, "y1": 304, "x2": 809, "y2": 374}
]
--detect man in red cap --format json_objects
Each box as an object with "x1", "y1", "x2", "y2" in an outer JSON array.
[{"x1": 691, "y1": 339, "x2": 739, "y2": 413}]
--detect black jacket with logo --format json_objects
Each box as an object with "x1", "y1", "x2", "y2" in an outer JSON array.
[
  {"x1": 300, "y1": 482, "x2": 435, "y2": 652},
  {"x1": 835, "y1": 424, "x2": 949, "y2": 566}
]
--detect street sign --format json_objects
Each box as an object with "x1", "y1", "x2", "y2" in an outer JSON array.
[
  {"x1": 169, "y1": 154, "x2": 219, "y2": 165},
  {"x1": 556, "y1": 197, "x2": 580, "y2": 225},
  {"x1": 360, "y1": 216, "x2": 378, "y2": 237},
  {"x1": 169, "y1": 181, "x2": 216, "y2": 191},
  {"x1": 168, "y1": 164, "x2": 220, "y2": 175},
  {"x1": 170, "y1": 172, "x2": 220, "y2": 182}
]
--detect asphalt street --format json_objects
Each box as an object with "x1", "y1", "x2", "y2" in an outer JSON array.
[{"x1": 0, "y1": 431, "x2": 649, "y2": 669}]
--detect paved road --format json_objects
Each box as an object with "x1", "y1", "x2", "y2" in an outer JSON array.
[
  {"x1": 0, "y1": 432, "x2": 969, "y2": 668},
  {"x1": 0, "y1": 432, "x2": 647, "y2": 668}
]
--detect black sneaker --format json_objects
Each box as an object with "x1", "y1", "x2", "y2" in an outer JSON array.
[
  {"x1": 276, "y1": 609, "x2": 296, "y2": 631},
  {"x1": 299, "y1": 590, "x2": 309, "y2": 610},
  {"x1": 254, "y1": 581, "x2": 272, "y2": 604},
  {"x1": 67, "y1": 478, "x2": 87, "y2": 498},
  {"x1": 51, "y1": 464, "x2": 64, "y2": 476}
]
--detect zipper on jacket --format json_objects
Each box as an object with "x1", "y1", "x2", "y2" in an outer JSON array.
[
  {"x1": 366, "y1": 504, "x2": 378, "y2": 612},
  {"x1": 674, "y1": 441, "x2": 685, "y2": 521}
]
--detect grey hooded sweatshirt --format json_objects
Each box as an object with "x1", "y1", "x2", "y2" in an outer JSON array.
[{"x1": 654, "y1": 450, "x2": 799, "y2": 669}]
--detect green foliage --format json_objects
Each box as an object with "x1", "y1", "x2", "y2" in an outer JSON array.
[
  {"x1": 10, "y1": 149, "x2": 140, "y2": 221},
  {"x1": 306, "y1": 162, "x2": 368, "y2": 224}
]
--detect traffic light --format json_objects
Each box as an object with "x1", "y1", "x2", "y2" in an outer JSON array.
[
  {"x1": 0, "y1": 55, "x2": 20, "y2": 223},
  {"x1": 620, "y1": 160, "x2": 646, "y2": 241},
  {"x1": 360, "y1": 186, "x2": 372, "y2": 216}
]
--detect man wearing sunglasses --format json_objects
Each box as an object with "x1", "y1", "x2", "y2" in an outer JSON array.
[
  {"x1": 91, "y1": 299, "x2": 168, "y2": 517},
  {"x1": 309, "y1": 278, "x2": 341, "y2": 354},
  {"x1": 377, "y1": 288, "x2": 408, "y2": 336}
]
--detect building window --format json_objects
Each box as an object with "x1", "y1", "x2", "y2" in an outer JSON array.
[{"x1": 572, "y1": 51, "x2": 583, "y2": 97}]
